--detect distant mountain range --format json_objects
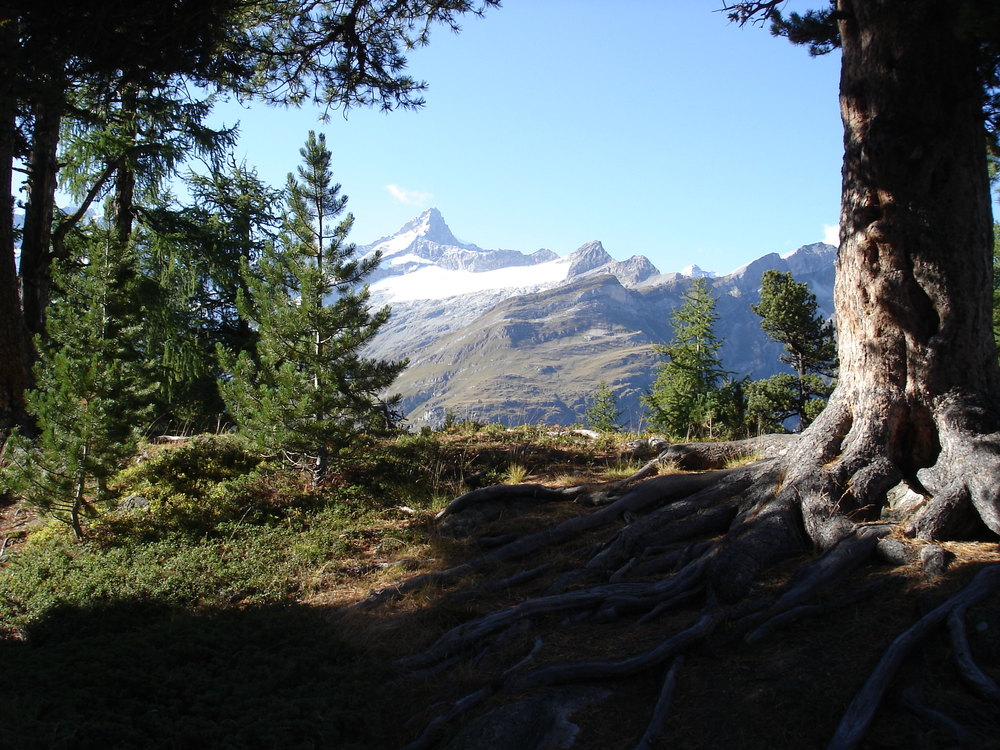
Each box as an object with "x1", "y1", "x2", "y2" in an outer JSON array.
[{"x1": 359, "y1": 208, "x2": 837, "y2": 430}]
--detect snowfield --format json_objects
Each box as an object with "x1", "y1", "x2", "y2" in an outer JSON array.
[{"x1": 370, "y1": 256, "x2": 573, "y2": 302}]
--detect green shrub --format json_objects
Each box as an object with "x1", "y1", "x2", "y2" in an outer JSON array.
[{"x1": 117, "y1": 435, "x2": 260, "y2": 500}]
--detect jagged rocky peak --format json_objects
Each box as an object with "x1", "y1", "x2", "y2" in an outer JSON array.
[
  {"x1": 728, "y1": 253, "x2": 783, "y2": 280},
  {"x1": 361, "y1": 207, "x2": 478, "y2": 263},
  {"x1": 530, "y1": 248, "x2": 560, "y2": 263},
  {"x1": 363, "y1": 210, "x2": 663, "y2": 301},
  {"x1": 567, "y1": 241, "x2": 613, "y2": 277},
  {"x1": 402, "y1": 207, "x2": 464, "y2": 247},
  {"x1": 556, "y1": 241, "x2": 660, "y2": 286},
  {"x1": 611, "y1": 255, "x2": 659, "y2": 285},
  {"x1": 783, "y1": 242, "x2": 837, "y2": 278}
]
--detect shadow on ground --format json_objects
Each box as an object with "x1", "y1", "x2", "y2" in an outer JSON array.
[
  {"x1": 0, "y1": 600, "x2": 390, "y2": 749},
  {"x1": 3, "y1": 500, "x2": 999, "y2": 750}
]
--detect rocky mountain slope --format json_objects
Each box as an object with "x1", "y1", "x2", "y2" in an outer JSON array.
[{"x1": 359, "y1": 209, "x2": 836, "y2": 429}]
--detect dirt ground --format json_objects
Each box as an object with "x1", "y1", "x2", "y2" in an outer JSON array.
[
  {"x1": 0, "y1": 498, "x2": 40, "y2": 562},
  {"x1": 315, "y1": 498, "x2": 1000, "y2": 750},
  {"x1": 4, "y1": 467, "x2": 998, "y2": 749}
]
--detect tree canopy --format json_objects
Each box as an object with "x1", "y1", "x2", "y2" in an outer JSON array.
[
  {"x1": 584, "y1": 381, "x2": 624, "y2": 433},
  {"x1": 0, "y1": 0, "x2": 499, "y2": 433},
  {"x1": 644, "y1": 278, "x2": 742, "y2": 440},
  {"x1": 219, "y1": 131, "x2": 406, "y2": 481},
  {"x1": 749, "y1": 269, "x2": 836, "y2": 430}
]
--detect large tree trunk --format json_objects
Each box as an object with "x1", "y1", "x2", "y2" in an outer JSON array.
[
  {"x1": 0, "y1": 14, "x2": 31, "y2": 434},
  {"x1": 782, "y1": 0, "x2": 1000, "y2": 544}
]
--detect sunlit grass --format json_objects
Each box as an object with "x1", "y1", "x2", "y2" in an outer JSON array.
[
  {"x1": 504, "y1": 462, "x2": 530, "y2": 484},
  {"x1": 603, "y1": 459, "x2": 646, "y2": 480},
  {"x1": 723, "y1": 451, "x2": 765, "y2": 469}
]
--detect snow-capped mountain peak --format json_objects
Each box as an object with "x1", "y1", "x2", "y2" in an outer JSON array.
[
  {"x1": 360, "y1": 210, "x2": 661, "y2": 305},
  {"x1": 680, "y1": 264, "x2": 716, "y2": 279},
  {"x1": 362, "y1": 207, "x2": 475, "y2": 261}
]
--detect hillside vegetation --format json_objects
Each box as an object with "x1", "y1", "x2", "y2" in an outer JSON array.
[
  {"x1": 0, "y1": 426, "x2": 636, "y2": 747},
  {"x1": 2, "y1": 427, "x2": 997, "y2": 749}
]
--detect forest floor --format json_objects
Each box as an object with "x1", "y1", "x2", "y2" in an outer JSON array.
[
  {"x1": 308, "y1": 492, "x2": 1000, "y2": 749},
  {"x1": 1, "y1": 429, "x2": 998, "y2": 749}
]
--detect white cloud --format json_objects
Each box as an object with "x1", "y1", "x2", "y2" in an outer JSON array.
[
  {"x1": 385, "y1": 184, "x2": 432, "y2": 206},
  {"x1": 822, "y1": 223, "x2": 840, "y2": 246}
]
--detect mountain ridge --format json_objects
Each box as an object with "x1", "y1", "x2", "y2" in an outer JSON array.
[{"x1": 358, "y1": 209, "x2": 836, "y2": 429}]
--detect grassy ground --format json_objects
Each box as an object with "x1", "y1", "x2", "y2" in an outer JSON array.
[{"x1": 1, "y1": 426, "x2": 998, "y2": 749}]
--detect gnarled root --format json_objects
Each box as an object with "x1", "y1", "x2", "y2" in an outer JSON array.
[
  {"x1": 917, "y1": 393, "x2": 1000, "y2": 536},
  {"x1": 828, "y1": 564, "x2": 1000, "y2": 750},
  {"x1": 656, "y1": 432, "x2": 797, "y2": 470},
  {"x1": 377, "y1": 400, "x2": 1000, "y2": 748},
  {"x1": 632, "y1": 656, "x2": 684, "y2": 750},
  {"x1": 344, "y1": 467, "x2": 742, "y2": 614}
]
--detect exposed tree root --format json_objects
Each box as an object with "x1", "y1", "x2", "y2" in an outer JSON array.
[
  {"x1": 434, "y1": 483, "x2": 591, "y2": 521},
  {"x1": 611, "y1": 538, "x2": 714, "y2": 582},
  {"x1": 919, "y1": 394, "x2": 1000, "y2": 536},
  {"x1": 899, "y1": 683, "x2": 979, "y2": 748},
  {"x1": 401, "y1": 686, "x2": 492, "y2": 750},
  {"x1": 947, "y1": 601, "x2": 1000, "y2": 702},
  {"x1": 440, "y1": 563, "x2": 551, "y2": 607},
  {"x1": 505, "y1": 611, "x2": 720, "y2": 692},
  {"x1": 751, "y1": 528, "x2": 887, "y2": 620},
  {"x1": 631, "y1": 656, "x2": 684, "y2": 750},
  {"x1": 827, "y1": 564, "x2": 1000, "y2": 750},
  {"x1": 744, "y1": 573, "x2": 894, "y2": 645},
  {"x1": 343, "y1": 467, "x2": 743, "y2": 614},
  {"x1": 656, "y1": 432, "x2": 797, "y2": 470},
  {"x1": 351, "y1": 415, "x2": 1000, "y2": 748}
]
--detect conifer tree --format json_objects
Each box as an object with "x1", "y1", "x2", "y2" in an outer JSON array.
[
  {"x1": 133, "y1": 158, "x2": 283, "y2": 428},
  {"x1": 584, "y1": 381, "x2": 623, "y2": 433},
  {"x1": 643, "y1": 278, "x2": 736, "y2": 440},
  {"x1": 219, "y1": 132, "x2": 406, "y2": 482},
  {"x1": 749, "y1": 269, "x2": 836, "y2": 430},
  {"x1": 0, "y1": 0, "x2": 499, "y2": 434},
  {"x1": 1, "y1": 230, "x2": 152, "y2": 537}
]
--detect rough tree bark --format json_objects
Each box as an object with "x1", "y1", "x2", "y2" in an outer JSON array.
[
  {"x1": 18, "y1": 95, "x2": 62, "y2": 341},
  {"x1": 782, "y1": 0, "x2": 1000, "y2": 547}
]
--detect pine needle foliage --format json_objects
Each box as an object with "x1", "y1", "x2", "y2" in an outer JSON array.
[
  {"x1": 584, "y1": 380, "x2": 623, "y2": 433},
  {"x1": 748, "y1": 269, "x2": 836, "y2": 431},
  {"x1": 643, "y1": 278, "x2": 740, "y2": 440},
  {"x1": 2, "y1": 231, "x2": 154, "y2": 537},
  {"x1": 219, "y1": 132, "x2": 406, "y2": 482}
]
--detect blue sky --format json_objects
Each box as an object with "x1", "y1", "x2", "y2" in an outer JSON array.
[{"x1": 210, "y1": 1, "x2": 844, "y2": 275}]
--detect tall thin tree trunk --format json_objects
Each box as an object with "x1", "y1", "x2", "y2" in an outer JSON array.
[
  {"x1": 19, "y1": 95, "x2": 62, "y2": 340},
  {"x1": 0, "y1": 16, "x2": 31, "y2": 434},
  {"x1": 70, "y1": 447, "x2": 88, "y2": 541},
  {"x1": 112, "y1": 86, "x2": 139, "y2": 250},
  {"x1": 313, "y1": 172, "x2": 326, "y2": 482}
]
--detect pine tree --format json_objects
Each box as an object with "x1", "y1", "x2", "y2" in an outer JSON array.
[
  {"x1": 0, "y1": 1, "x2": 500, "y2": 434},
  {"x1": 1, "y1": 230, "x2": 153, "y2": 537},
  {"x1": 132, "y1": 158, "x2": 283, "y2": 428},
  {"x1": 219, "y1": 132, "x2": 406, "y2": 482},
  {"x1": 750, "y1": 270, "x2": 836, "y2": 430},
  {"x1": 643, "y1": 278, "x2": 735, "y2": 440},
  {"x1": 584, "y1": 381, "x2": 623, "y2": 433}
]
